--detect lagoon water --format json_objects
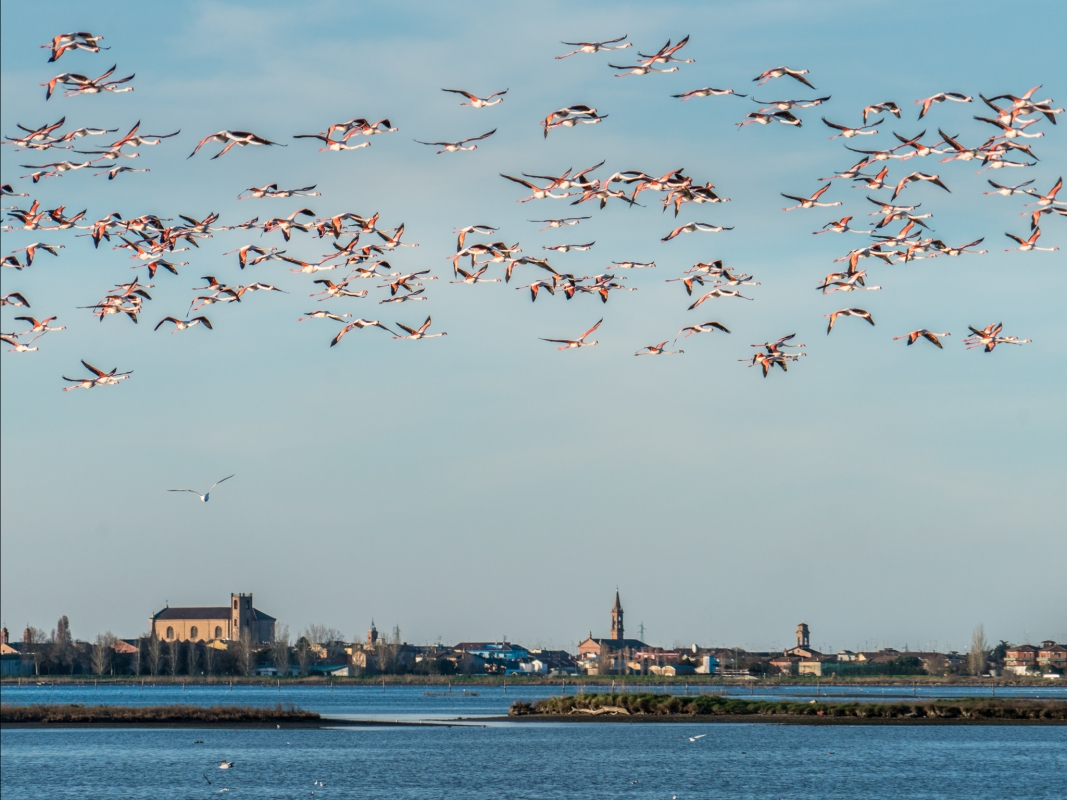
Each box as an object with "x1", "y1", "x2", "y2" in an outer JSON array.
[{"x1": 2, "y1": 684, "x2": 1065, "y2": 798}]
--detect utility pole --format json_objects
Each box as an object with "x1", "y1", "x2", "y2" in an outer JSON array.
[{"x1": 639, "y1": 622, "x2": 645, "y2": 641}]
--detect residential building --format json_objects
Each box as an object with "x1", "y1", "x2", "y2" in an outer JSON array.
[
  {"x1": 149, "y1": 592, "x2": 276, "y2": 644},
  {"x1": 1005, "y1": 644, "x2": 1039, "y2": 675},
  {"x1": 527, "y1": 649, "x2": 578, "y2": 676},
  {"x1": 454, "y1": 642, "x2": 530, "y2": 662},
  {"x1": 1038, "y1": 642, "x2": 1066, "y2": 672}
]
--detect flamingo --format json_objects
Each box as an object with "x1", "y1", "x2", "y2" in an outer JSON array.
[
  {"x1": 555, "y1": 35, "x2": 631, "y2": 59},
  {"x1": 782, "y1": 184, "x2": 841, "y2": 211},
  {"x1": 862, "y1": 101, "x2": 901, "y2": 123},
  {"x1": 661, "y1": 222, "x2": 733, "y2": 241},
  {"x1": 813, "y1": 216, "x2": 874, "y2": 234},
  {"x1": 187, "y1": 131, "x2": 285, "y2": 159},
  {"x1": 393, "y1": 316, "x2": 447, "y2": 340},
  {"x1": 753, "y1": 66, "x2": 816, "y2": 89},
  {"x1": 500, "y1": 175, "x2": 573, "y2": 202},
  {"x1": 515, "y1": 281, "x2": 556, "y2": 302},
  {"x1": 155, "y1": 316, "x2": 212, "y2": 333},
  {"x1": 530, "y1": 217, "x2": 590, "y2": 230},
  {"x1": 292, "y1": 132, "x2": 370, "y2": 152},
  {"x1": 442, "y1": 88, "x2": 508, "y2": 107},
  {"x1": 635, "y1": 342, "x2": 683, "y2": 356},
  {"x1": 893, "y1": 330, "x2": 950, "y2": 349},
  {"x1": 13, "y1": 316, "x2": 65, "y2": 334},
  {"x1": 675, "y1": 321, "x2": 729, "y2": 342},
  {"x1": 822, "y1": 117, "x2": 882, "y2": 139},
  {"x1": 609, "y1": 63, "x2": 678, "y2": 77},
  {"x1": 1, "y1": 292, "x2": 31, "y2": 308},
  {"x1": 737, "y1": 110, "x2": 802, "y2": 127},
  {"x1": 1004, "y1": 228, "x2": 1058, "y2": 252},
  {"x1": 414, "y1": 129, "x2": 496, "y2": 153},
  {"x1": 983, "y1": 179, "x2": 1035, "y2": 196},
  {"x1": 543, "y1": 242, "x2": 594, "y2": 253},
  {"x1": 891, "y1": 172, "x2": 951, "y2": 200},
  {"x1": 61, "y1": 360, "x2": 132, "y2": 391},
  {"x1": 450, "y1": 266, "x2": 500, "y2": 285},
  {"x1": 916, "y1": 92, "x2": 972, "y2": 119},
  {"x1": 541, "y1": 318, "x2": 602, "y2": 350},
  {"x1": 673, "y1": 87, "x2": 746, "y2": 100},
  {"x1": 688, "y1": 289, "x2": 752, "y2": 309},
  {"x1": 825, "y1": 308, "x2": 875, "y2": 334},
  {"x1": 1023, "y1": 176, "x2": 1062, "y2": 207},
  {"x1": 298, "y1": 311, "x2": 352, "y2": 322},
  {"x1": 91, "y1": 166, "x2": 150, "y2": 180},
  {"x1": 3, "y1": 334, "x2": 44, "y2": 353},
  {"x1": 330, "y1": 318, "x2": 396, "y2": 346}
]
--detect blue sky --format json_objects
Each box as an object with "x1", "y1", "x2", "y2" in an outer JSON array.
[{"x1": 1, "y1": 0, "x2": 1064, "y2": 653}]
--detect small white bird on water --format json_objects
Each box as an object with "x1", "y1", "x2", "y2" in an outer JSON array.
[
  {"x1": 689, "y1": 733, "x2": 707, "y2": 742},
  {"x1": 169, "y1": 475, "x2": 235, "y2": 502},
  {"x1": 217, "y1": 760, "x2": 234, "y2": 769}
]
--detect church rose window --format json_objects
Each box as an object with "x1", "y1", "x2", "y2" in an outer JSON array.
[
  {"x1": 166, "y1": 626, "x2": 174, "y2": 639},
  {"x1": 190, "y1": 626, "x2": 198, "y2": 639}
]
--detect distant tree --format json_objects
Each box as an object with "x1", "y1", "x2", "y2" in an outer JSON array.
[
  {"x1": 23, "y1": 627, "x2": 45, "y2": 676},
  {"x1": 52, "y1": 616, "x2": 73, "y2": 674},
  {"x1": 990, "y1": 640, "x2": 1010, "y2": 666},
  {"x1": 147, "y1": 634, "x2": 162, "y2": 676},
  {"x1": 295, "y1": 636, "x2": 312, "y2": 677},
  {"x1": 968, "y1": 625, "x2": 990, "y2": 676},
  {"x1": 272, "y1": 625, "x2": 291, "y2": 677},
  {"x1": 91, "y1": 632, "x2": 118, "y2": 676}
]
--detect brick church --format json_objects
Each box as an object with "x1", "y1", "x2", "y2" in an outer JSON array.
[{"x1": 576, "y1": 591, "x2": 647, "y2": 674}]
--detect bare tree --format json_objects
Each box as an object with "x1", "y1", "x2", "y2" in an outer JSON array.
[
  {"x1": 272, "y1": 625, "x2": 291, "y2": 677},
  {"x1": 23, "y1": 627, "x2": 45, "y2": 676},
  {"x1": 203, "y1": 643, "x2": 216, "y2": 676},
  {"x1": 187, "y1": 642, "x2": 200, "y2": 676},
  {"x1": 131, "y1": 637, "x2": 144, "y2": 676},
  {"x1": 167, "y1": 639, "x2": 180, "y2": 677},
  {"x1": 91, "y1": 632, "x2": 118, "y2": 676},
  {"x1": 304, "y1": 624, "x2": 345, "y2": 645},
  {"x1": 232, "y1": 629, "x2": 255, "y2": 676},
  {"x1": 969, "y1": 625, "x2": 990, "y2": 676},
  {"x1": 147, "y1": 634, "x2": 162, "y2": 676}
]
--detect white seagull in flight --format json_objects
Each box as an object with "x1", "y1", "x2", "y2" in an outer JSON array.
[{"x1": 168, "y1": 475, "x2": 235, "y2": 502}]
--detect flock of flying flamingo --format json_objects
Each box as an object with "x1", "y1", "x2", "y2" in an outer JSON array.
[{"x1": 2, "y1": 30, "x2": 1063, "y2": 388}]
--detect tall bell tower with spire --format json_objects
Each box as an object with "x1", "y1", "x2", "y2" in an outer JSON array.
[{"x1": 610, "y1": 590, "x2": 624, "y2": 641}]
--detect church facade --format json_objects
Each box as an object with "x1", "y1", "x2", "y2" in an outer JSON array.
[{"x1": 149, "y1": 593, "x2": 276, "y2": 644}]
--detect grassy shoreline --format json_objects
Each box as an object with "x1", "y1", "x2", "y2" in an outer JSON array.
[
  {"x1": 0, "y1": 703, "x2": 319, "y2": 726},
  {"x1": 508, "y1": 694, "x2": 1067, "y2": 723},
  {"x1": 2, "y1": 674, "x2": 1057, "y2": 688}
]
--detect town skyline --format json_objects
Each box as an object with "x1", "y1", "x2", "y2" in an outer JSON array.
[{"x1": 3, "y1": 588, "x2": 1064, "y2": 657}]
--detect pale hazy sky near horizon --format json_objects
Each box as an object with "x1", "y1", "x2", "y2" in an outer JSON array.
[{"x1": 1, "y1": 0, "x2": 1064, "y2": 655}]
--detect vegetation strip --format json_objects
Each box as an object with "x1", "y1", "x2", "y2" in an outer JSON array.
[
  {"x1": 1, "y1": 703, "x2": 319, "y2": 725},
  {"x1": 509, "y1": 694, "x2": 1067, "y2": 721}
]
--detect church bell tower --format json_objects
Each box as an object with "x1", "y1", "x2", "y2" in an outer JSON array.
[{"x1": 611, "y1": 591, "x2": 624, "y2": 640}]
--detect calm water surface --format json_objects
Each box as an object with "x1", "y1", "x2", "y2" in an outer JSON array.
[{"x1": 2, "y1": 686, "x2": 1064, "y2": 798}]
